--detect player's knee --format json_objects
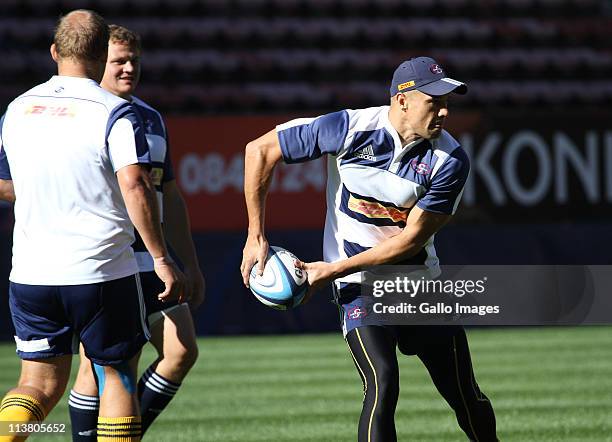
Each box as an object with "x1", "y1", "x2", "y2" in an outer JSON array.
[
  {"x1": 375, "y1": 365, "x2": 399, "y2": 402},
  {"x1": 73, "y1": 362, "x2": 98, "y2": 397},
  {"x1": 165, "y1": 339, "x2": 199, "y2": 373},
  {"x1": 75, "y1": 358, "x2": 95, "y2": 384},
  {"x1": 182, "y1": 341, "x2": 199, "y2": 369},
  {"x1": 18, "y1": 378, "x2": 65, "y2": 409}
]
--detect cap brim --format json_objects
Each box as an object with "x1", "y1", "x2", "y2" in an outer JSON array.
[{"x1": 418, "y1": 78, "x2": 467, "y2": 96}]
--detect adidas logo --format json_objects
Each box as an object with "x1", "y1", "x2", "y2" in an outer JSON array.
[{"x1": 354, "y1": 144, "x2": 377, "y2": 161}]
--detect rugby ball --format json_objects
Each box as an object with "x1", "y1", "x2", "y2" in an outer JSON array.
[{"x1": 249, "y1": 246, "x2": 308, "y2": 310}]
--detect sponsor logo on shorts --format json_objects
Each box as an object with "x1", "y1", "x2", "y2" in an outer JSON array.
[{"x1": 347, "y1": 306, "x2": 367, "y2": 320}]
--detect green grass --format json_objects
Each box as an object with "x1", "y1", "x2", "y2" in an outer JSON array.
[{"x1": 1, "y1": 327, "x2": 611, "y2": 441}]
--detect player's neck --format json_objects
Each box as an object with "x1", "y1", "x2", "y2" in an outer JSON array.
[
  {"x1": 57, "y1": 60, "x2": 103, "y2": 83},
  {"x1": 388, "y1": 107, "x2": 420, "y2": 147}
]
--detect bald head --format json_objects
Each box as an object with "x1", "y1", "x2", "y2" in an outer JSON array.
[{"x1": 53, "y1": 10, "x2": 108, "y2": 62}]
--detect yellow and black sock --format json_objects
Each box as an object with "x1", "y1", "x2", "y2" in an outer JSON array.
[
  {"x1": 97, "y1": 416, "x2": 141, "y2": 441},
  {"x1": 0, "y1": 394, "x2": 46, "y2": 442}
]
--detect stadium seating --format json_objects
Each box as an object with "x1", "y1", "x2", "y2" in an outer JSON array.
[{"x1": 1, "y1": 0, "x2": 611, "y2": 113}]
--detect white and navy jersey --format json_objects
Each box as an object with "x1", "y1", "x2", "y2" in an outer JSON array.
[
  {"x1": 130, "y1": 96, "x2": 174, "y2": 272},
  {"x1": 0, "y1": 76, "x2": 149, "y2": 285},
  {"x1": 277, "y1": 105, "x2": 469, "y2": 284}
]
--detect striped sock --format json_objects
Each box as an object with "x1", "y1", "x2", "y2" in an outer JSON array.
[
  {"x1": 96, "y1": 416, "x2": 141, "y2": 441},
  {"x1": 68, "y1": 390, "x2": 99, "y2": 441},
  {"x1": 138, "y1": 367, "x2": 180, "y2": 434},
  {"x1": 0, "y1": 394, "x2": 46, "y2": 442}
]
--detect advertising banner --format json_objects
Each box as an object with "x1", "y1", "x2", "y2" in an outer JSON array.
[
  {"x1": 166, "y1": 112, "x2": 612, "y2": 231},
  {"x1": 166, "y1": 115, "x2": 326, "y2": 231}
]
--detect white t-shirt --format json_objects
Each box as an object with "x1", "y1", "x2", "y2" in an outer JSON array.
[{"x1": 0, "y1": 76, "x2": 150, "y2": 285}]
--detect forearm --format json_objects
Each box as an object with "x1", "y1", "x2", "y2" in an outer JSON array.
[
  {"x1": 119, "y1": 168, "x2": 168, "y2": 259},
  {"x1": 244, "y1": 132, "x2": 280, "y2": 236},
  {"x1": 331, "y1": 227, "x2": 425, "y2": 279},
  {"x1": 329, "y1": 208, "x2": 451, "y2": 280},
  {"x1": 164, "y1": 190, "x2": 199, "y2": 270}
]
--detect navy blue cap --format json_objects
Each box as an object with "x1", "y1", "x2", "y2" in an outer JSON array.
[{"x1": 390, "y1": 57, "x2": 467, "y2": 97}]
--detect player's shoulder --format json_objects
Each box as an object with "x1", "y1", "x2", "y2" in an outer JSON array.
[
  {"x1": 96, "y1": 88, "x2": 131, "y2": 115},
  {"x1": 131, "y1": 96, "x2": 165, "y2": 124},
  {"x1": 432, "y1": 130, "x2": 469, "y2": 169},
  {"x1": 131, "y1": 96, "x2": 167, "y2": 136},
  {"x1": 432, "y1": 129, "x2": 462, "y2": 154},
  {"x1": 131, "y1": 96, "x2": 161, "y2": 118},
  {"x1": 5, "y1": 79, "x2": 53, "y2": 112},
  {"x1": 14, "y1": 77, "x2": 127, "y2": 115},
  {"x1": 344, "y1": 105, "x2": 388, "y2": 132}
]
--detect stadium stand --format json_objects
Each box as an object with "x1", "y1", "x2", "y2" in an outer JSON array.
[{"x1": 0, "y1": 0, "x2": 611, "y2": 113}]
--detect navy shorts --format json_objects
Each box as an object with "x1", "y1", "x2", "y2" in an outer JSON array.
[
  {"x1": 336, "y1": 282, "x2": 462, "y2": 355},
  {"x1": 140, "y1": 271, "x2": 181, "y2": 326},
  {"x1": 9, "y1": 274, "x2": 149, "y2": 366}
]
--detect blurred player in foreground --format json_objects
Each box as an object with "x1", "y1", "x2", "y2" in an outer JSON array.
[
  {"x1": 0, "y1": 10, "x2": 183, "y2": 442},
  {"x1": 241, "y1": 57, "x2": 498, "y2": 441},
  {"x1": 68, "y1": 25, "x2": 205, "y2": 441}
]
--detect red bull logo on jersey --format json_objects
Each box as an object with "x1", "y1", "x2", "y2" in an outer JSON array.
[
  {"x1": 347, "y1": 306, "x2": 367, "y2": 320},
  {"x1": 348, "y1": 196, "x2": 408, "y2": 223},
  {"x1": 25, "y1": 105, "x2": 75, "y2": 117}
]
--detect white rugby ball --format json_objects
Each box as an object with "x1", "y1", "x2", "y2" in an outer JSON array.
[{"x1": 249, "y1": 246, "x2": 308, "y2": 310}]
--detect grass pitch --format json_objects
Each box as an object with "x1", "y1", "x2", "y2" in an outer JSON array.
[{"x1": 0, "y1": 327, "x2": 611, "y2": 441}]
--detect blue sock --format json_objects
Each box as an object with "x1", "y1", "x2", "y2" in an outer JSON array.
[{"x1": 68, "y1": 390, "x2": 99, "y2": 441}]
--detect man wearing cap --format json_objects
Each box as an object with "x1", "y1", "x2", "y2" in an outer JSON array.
[{"x1": 241, "y1": 57, "x2": 498, "y2": 441}]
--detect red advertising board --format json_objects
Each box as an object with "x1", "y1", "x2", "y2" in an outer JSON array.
[{"x1": 166, "y1": 116, "x2": 327, "y2": 231}]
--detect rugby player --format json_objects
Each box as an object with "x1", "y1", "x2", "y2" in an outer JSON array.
[
  {"x1": 0, "y1": 10, "x2": 183, "y2": 442},
  {"x1": 67, "y1": 25, "x2": 204, "y2": 441},
  {"x1": 241, "y1": 57, "x2": 498, "y2": 441}
]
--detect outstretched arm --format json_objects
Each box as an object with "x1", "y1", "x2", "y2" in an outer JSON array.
[{"x1": 240, "y1": 129, "x2": 284, "y2": 286}]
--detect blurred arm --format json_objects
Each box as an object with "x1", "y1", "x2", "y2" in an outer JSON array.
[
  {"x1": 163, "y1": 179, "x2": 205, "y2": 308},
  {"x1": 0, "y1": 179, "x2": 15, "y2": 202}
]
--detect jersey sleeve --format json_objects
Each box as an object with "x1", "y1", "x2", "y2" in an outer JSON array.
[
  {"x1": 276, "y1": 110, "x2": 349, "y2": 163},
  {"x1": 106, "y1": 102, "x2": 150, "y2": 172},
  {"x1": 162, "y1": 123, "x2": 174, "y2": 182},
  {"x1": 416, "y1": 147, "x2": 470, "y2": 215},
  {"x1": 0, "y1": 114, "x2": 11, "y2": 180}
]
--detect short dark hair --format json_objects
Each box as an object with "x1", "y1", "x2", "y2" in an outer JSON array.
[
  {"x1": 108, "y1": 24, "x2": 142, "y2": 52},
  {"x1": 53, "y1": 10, "x2": 109, "y2": 62}
]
